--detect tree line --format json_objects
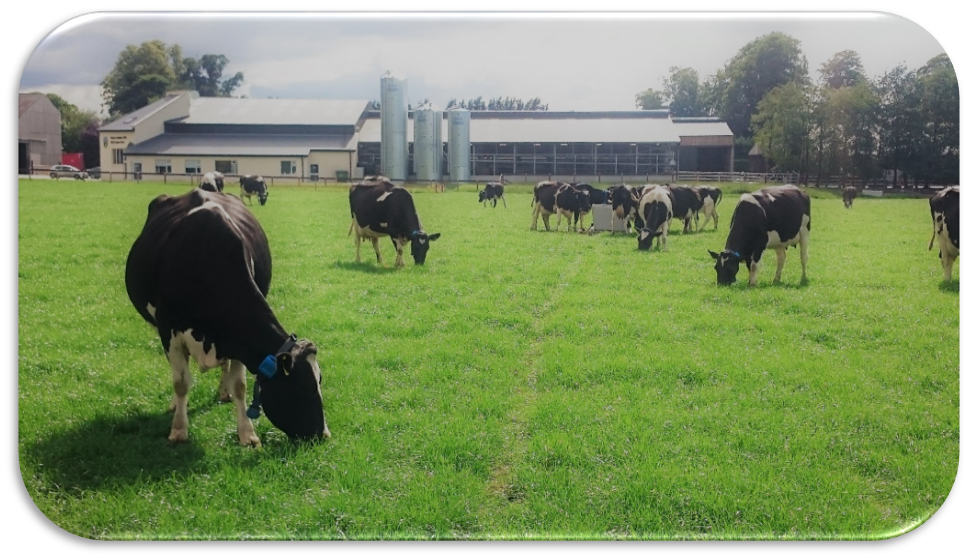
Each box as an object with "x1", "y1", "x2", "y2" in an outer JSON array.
[{"x1": 636, "y1": 32, "x2": 959, "y2": 187}]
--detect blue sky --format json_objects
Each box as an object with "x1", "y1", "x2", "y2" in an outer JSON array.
[{"x1": 19, "y1": 13, "x2": 946, "y2": 117}]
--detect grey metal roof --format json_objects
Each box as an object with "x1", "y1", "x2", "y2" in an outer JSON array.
[
  {"x1": 673, "y1": 120, "x2": 734, "y2": 137},
  {"x1": 124, "y1": 133, "x2": 355, "y2": 157},
  {"x1": 180, "y1": 98, "x2": 370, "y2": 126},
  {"x1": 358, "y1": 115, "x2": 683, "y2": 144},
  {"x1": 99, "y1": 92, "x2": 187, "y2": 131}
]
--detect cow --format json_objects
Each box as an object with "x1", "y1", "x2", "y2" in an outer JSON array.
[
  {"x1": 531, "y1": 182, "x2": 591, "y2": 231},
  {"x1": 928, "y1": 186, "x2": 959, "y2": 281},
  {"x1": 637, "y1": 186, "x2": 674, "y2": 251},
  {"x1": 665, "y1": 185, "x2": 704, "y2": 233},
  {"x1": 348, "y1": 176, "x2": 440, "y2": 266},
  {"x1": 610, "y1": 184, "x2": 639, "y2": 233},
  {"x1": 843, "y1": 186, "x2": 858, "y2": 209},
  {"x1": 240, "y1": 175, "x2": 269, "y2": 206},
  {"x1": 693, "y1": 185, "x2": 723, "y2": 231},
  {"x1": 573, "y1": 183, "x2": 610, "y2": 205},
  {"x1": 199, "y1": 171, "x2": 224, "y2": 193},
  {"x1": 478, "y1": 182, "x2": 507, "y2": 208},
  {"x1": 124, "y1": 189, "x2": 330, "y2": 446},
  {"x1": 708, "y1": 184, "x2": 811, "y2": 287}
]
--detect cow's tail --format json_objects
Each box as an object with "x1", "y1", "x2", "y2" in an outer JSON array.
[
  {"x1": 348, "y1": 220, "x2": 355, "y2": 237},
  {"x1": 929, "y1": 228, "x2": 936, "y2": 251}
]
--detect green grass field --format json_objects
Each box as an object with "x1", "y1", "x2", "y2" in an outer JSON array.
[{"x1": 18, "y1": 180, "x2": 958, "y2": 540}]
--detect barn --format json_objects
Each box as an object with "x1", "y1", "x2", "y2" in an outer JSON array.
[
  {"x1": 19, "y1": 93, "x2": 63, "y2": 173},
  {"x1": 98, "y1": 90, "x2": 734, "y2": 182}
]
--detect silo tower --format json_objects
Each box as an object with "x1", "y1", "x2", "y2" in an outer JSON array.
[{"x1": 380, "y1": 72, "x2": 408, "y2": 181}]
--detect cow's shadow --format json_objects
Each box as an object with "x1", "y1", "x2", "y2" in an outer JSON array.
[
  {"x1": 331, "y1": 260, "x2": 400, "y2": 274},
  {"x1": 938, "y1": 279, "x2": 959, "y2": 293}
]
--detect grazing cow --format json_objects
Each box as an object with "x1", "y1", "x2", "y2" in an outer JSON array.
[
  {"x1": 573, "y1": 183, "x2": 610, "y2": 205},
  {"x1": 478, "y1": 182, "x2": 507, "y2": 208},
  {"x1": 665, "y1": 185, "x2": 704, "y2": 233},
  {"x1": 708, "y1": 184, "x2": 811, "y2": 286},
  {"x1": 125, "y1": 189, "x2": 330, "y2": 446},
  {"x1": 240, "y1": 175, "x2": 268, "y2": 206},
  {"x1": 637, "y1": 186, "x2": 674, "y2": 251},
  {"x1": 349, "y1": 176, "x2": 440, "y2": 266},
  {"x1": 928, "y1": 186, "x2": 959, "y2": 281},
  {"x1": 843, "y1": 186, "x2": 858, "y2": 208},
  {"x1": 199, "y1": 171, "x2": 224, "y2": 193},
  {"x1": 532, "y1": 181, "x2": 589, "y2": 231},
  {"x1": 610, "y1": 184, "x2": 641, "y2": 233},
  {"x1": 693, "y1": 186, "x2": 723, "y2": 231}
]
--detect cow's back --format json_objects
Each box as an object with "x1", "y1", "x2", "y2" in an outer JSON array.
[
  {"x1": 534, "y1": 182, "x2": 560, "y2": 212},
  {"x1": 126, "y1": 190, "x2": 271, "y2": 327},
  {"x1": 751, "y1": 185, "x2": 810, "y2": 240}
]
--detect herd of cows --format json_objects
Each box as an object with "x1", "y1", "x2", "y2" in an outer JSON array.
[{"x1": 121, "y1": 172, "x2": 959, "y2": 447}]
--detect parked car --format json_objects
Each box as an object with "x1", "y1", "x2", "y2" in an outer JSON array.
[
  {"x1": 85, "y1": 167, "x2": 101, "y2": 179},
  {"x1": 49, "y1": 165, "x2": 88, "y2": 180}
]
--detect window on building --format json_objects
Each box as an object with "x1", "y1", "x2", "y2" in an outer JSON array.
[
  {"x1": 215, "y1": 160, "x2": 237, "y2": 175},
  {"x1": 185, "y1": 159, "x2": 201, "y2": 174},
  {"x1": 112, "y1": 149, "x2": 124, "y2": 165},
  {"x1": 155, "y1": 159, "x2": 172, "y2": 174},
  {"x1": 281, "y1": 160, "x2": 297, "y2": 175}
]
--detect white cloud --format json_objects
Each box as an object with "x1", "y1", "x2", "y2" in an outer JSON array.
[{"x1": 18, "y1": 83, "x2": 107, "y2": 117}]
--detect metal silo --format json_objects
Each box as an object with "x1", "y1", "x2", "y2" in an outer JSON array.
[
  {"x1": 447, "y1": 108, "x2": 471, "y2": 181},
  {"x1": 380, "y1": 73, "x2": 408, "y2": 181},
  {"x1": 414, "y1": 103, "x2": 443, "y2": 181}
]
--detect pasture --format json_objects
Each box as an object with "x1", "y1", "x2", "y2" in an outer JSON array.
[{"x1": 18, "y1": 180, "x2": 958, "y2": 540}]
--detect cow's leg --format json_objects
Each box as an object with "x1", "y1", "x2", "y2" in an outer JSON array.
[
  {"x1": 225, "y1": 359, "x2": 260, "y2": 447},
  {"x1": 661, "y1": 222, "x2": 669, "y2": 251},
  {"x1": 555, "y1": 210, "x2": 563, "y2": 231},
  {"x1": 530, "y1": 205, "x2": 539, "y2": 231},
  {"x1": 749, "y1": 258, "x2": 762, "y2": 287},
  {"x1": 167, "y1": 339, "x2": 192, "y2": 443},
  {"x1": 774, "y1": 247, "x2": 787, "y2": 283},
  {"x1": 394, "y1": 239, "x2": 405, "y2": 267},
  {"x1": 799, "y1": 228, "x2": 810, "y2": 283},
  {"x1": 354, "y1": 231, "x2": 363, "y2": 263},
  {"x1": 542, "y1": 212, "x2": 550, "y2": 232},
  {"x1": 713, "y1": 207, "x2": 720, "y2": 230},
  {"x1": 217, "y1": 361, "x2": 232, "y2": 402},
  {"x1": 501, "y1": 195, "x2": 507, "y2": 208},
  {"x1": 371, "y1": 237, "x2": 383, "y2": 265}
]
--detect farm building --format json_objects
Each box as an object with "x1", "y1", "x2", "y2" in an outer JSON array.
[
  {"x1": 19, "y1": 93, "x2": 63, "y2": 173},
  {"x1": 98, "y1": 90, "x2": 734, "y2": 182}
]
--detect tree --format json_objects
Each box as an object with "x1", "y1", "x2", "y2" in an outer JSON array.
[
  {"x1": 819, "y1": 50, "x2": 866, "y2": 89},
  {"x1": 874, "y1": 64, "x2": 919, "y2": 187},
  {"x1": 101, "y1": 40, "x2": 245, "y2": 117},
  {"x1": 44, "y1": 93, "x2": 100, "y2": 154},
  {"x1": 662, "y1": 67, "x2": 707, "y2": 117},
  {"x1": 709, "y1": 32, "x2": 810, "y2": 137},
  {"x1": 101, "y1": 40, "x2": 175, "y2": 117},
  {"x1": 751, "y1": 82, "x2": 811, "y2": 173},
  {"x1": 635, "y1": 88, "x2": 664, "y2": 110},
  {"x1": 444, "y1": 96, "x2": 547, "y2": 110},
  {"x1": 916, "y1": 54, "x2": 959, "y2": 185}
]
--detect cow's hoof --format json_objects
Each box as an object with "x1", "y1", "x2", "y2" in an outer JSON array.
[
  {"x1": 239, "y1": 433, "x2": 261, "y2": 447},
  {"x1": 168, "y1": 429, "x2": 188, "y2": 443},
  {"x1": 218, "y1": 390, "x2": 232, "y2": 403}
]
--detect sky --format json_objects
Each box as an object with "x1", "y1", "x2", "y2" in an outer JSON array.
[{"x1": 18, "y1": 12, "x2": 948, "y2": 118}]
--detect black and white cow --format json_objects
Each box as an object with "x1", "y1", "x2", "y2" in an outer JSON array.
[
  {"x1": 240, "y1": 175, "x2": 268, "y2": 206},
  {"x1": 349, "y1": 176, "x2": 440, "y2": 266},
  {"x1": 531, "y1": 181, "x2": 590, "y2": 231},
  {"x1": 843, "y1": 186, "x2": 858, "y2": 209},
  {"x1": 928, "y1": 186, "x2": 959, "y2": 281},
  {"x1": 665, "y1": 185, "x2": 704, "y2": 233},
  {"x1": 125, "y1": 189, "x2": 330, "y2": 446},
  {"x1": 693, "y1": 185, "x2": 723, "y2": 231},
  {"x1": 199, "y1": 171, "x2": 224, "y2": 193},
  {"x1": 573, "y1": 183, "x2": 610, "y2": 205},
  {"x1": 609, "y1": 184, "x2": 637, "y2": 233},
  {"x1": 637, "y1": 186, "x2": 674, "y2": 251},
  {"x1": 708, "y1": 184, "x2": 811, "y2": 286},
  {"x1": 478, "y1": 182, "x2": 507, "y2": 208}
]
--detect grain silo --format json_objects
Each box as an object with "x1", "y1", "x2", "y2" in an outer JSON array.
[
  {"x1": 414, "y1": 103, "x2": 443, "y2": 181},
  {"x1": 380, "y1": 72, "x2": 408, "y2": 181},
  {"x1": 447, "y1": 108, "x2": 471, "y2": 181}
]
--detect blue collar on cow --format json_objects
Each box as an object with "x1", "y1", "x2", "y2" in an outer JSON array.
[
  {"x1": 257, "y1": 333, "x2": 298, "y2": 378},
  {"x1": 248, "y1": 333, "x2": 298, "y2": 419},
  {"x1": 726, "y1": 250, "x2": 742, "y2": 259},
  {"x1": 411, "y1": 230, "x2": 422, "y2": 239}
]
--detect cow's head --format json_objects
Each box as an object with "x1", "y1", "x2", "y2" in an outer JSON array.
[
  {"x1": 577, "y1": 191, "x2": 592, "y2": 214},
  {"x1": 259, "y1": 189, "x2": 268, "y2": 206},
  {"x1": 638, "y1": 228, "x2": 657, "y2": 250},
  {"x1": 478, "y1": 191, "x2": 487, "y2": 203},
  {"x1": 410, "y1": 231, "x2": 441, "y2": 264},
  {"x1": 258, "y1": 339, "x2": 330, "y2": 442},
  {"x1": 213, "y1": 172, "x2": 224, "y2": 192},
  {"x1": 709, "y1": 250, "x2": 743, "y2": 285}
]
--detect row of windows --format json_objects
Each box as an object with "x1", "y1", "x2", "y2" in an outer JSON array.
[{"x1": 143, "y1": 159, "x2": 300, "y2": 175}]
